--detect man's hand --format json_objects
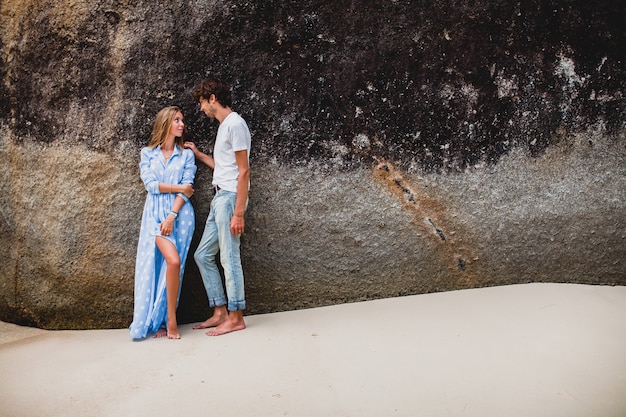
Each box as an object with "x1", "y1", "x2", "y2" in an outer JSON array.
[
  {"x1": 184, "y1": 141, "x2": 215, "y2": 169},
  {"x1": 184, "y1": 141, "x2": 198, "y2": 155},
  {"x1": 230, "y1": 215, "x2": 245, "y2": 235}
]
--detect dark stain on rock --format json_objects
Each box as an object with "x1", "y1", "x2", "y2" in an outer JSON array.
[{"x1": 2, "y1": 1, "x2": 623, "y2": 170}]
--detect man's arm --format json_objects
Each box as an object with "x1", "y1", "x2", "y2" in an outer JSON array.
[
  {"x1": 184, "y1": 142, "x2": 215, "y2": 169},
  {"x1": 230, "y1": 149, "x2": 250, "y2": 235}
]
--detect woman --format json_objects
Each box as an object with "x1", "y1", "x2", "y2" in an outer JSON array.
[{"x1": 130, "y1": 106, "x2": 197, "y2": 340}]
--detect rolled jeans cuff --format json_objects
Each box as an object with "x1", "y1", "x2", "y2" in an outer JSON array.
[{"x1": 228, "y1": 300, "x2": 246, "y2": 311}]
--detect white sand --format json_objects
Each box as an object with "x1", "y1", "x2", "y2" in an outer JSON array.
[{"x1": 1, "y1": 283, "x2": 625, "y2": 417}]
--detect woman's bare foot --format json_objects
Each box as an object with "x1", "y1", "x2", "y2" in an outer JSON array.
[
  {"x1": 207, "y1": 313, "x2": 246, "y2": 336},
  {"x1": 167, "y1": 320, "x2": 181, "y2": 339},
  {"x1": 167, "y1": 329, "x2": 181, "y2": 339},
  {"x1": 153, "y1": 328, "x2": 167, "y2": 338}
]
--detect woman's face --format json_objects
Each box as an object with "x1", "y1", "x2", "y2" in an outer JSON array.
[{"x1": 169, "y1": 111, "x2": 185, "y2": 138}]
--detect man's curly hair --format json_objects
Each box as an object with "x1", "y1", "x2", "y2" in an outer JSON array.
[{"x1": 192, "y1": 77, "x2": 232, "y2": 107}]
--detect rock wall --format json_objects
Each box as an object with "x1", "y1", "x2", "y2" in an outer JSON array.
[{"x1": 1, "y1": 0, "x2": 624, "y2": 329}]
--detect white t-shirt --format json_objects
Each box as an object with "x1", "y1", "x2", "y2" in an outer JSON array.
[{"x1": 212, "y1": 112, "x2": 251, "y2": 192}]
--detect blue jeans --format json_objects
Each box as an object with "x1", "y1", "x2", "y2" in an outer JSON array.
[{"x1": 194, "y1": 190, "x2": 246, "y2": 311}]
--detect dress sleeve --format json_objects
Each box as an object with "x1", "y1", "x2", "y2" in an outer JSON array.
[
  {"x1": 139, "y1": 147, "x2": 161, "y2": 194},
  {"x1": 176, "y1": 148, "x2": 198, "y2": 203},
  {"x1": 181, "y1": 148, "x2": 197, "y2": 185}
]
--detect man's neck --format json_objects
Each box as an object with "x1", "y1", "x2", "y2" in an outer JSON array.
[{"x1": 215, "y1": 106, "x2": 233, "y2": 124}]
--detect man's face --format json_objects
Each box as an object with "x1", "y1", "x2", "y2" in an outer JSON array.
[{"x1": 199, "y1": 97, "x2": 215, "y2": 119}]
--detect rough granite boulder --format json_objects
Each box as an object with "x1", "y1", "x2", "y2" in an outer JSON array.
[{"x1": 0, "y1": 0, "x2": 624, "y2": 329}]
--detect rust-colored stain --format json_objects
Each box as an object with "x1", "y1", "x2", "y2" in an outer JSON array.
[{"x1": 373, "y1": 159, "x2": 479, "y2": 286}]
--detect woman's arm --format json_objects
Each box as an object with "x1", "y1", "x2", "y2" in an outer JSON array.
[
  {"x1": 158, "y1": 148, "x2": 196, "y2": 197},
  {"x1": 159, "y1": 194, "x2": 187, "y2": 236},
  {"x1": 158, "y1": 182, "x2": 193, "y2": 197},
  {"x1": 139, "y1": 148, "x2": 161, "y2": 194},
  {"x1": 159, "y1": 150, "x2": 196, "y2": 236}
]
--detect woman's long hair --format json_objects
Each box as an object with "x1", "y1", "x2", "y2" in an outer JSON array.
[{"x1": 147, "y1": 106, "x2": 186, "y2": 149}]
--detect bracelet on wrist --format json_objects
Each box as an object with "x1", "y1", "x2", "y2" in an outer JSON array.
[{"x1": 168, "y1": 211, "x2": 178, "y2": 219}]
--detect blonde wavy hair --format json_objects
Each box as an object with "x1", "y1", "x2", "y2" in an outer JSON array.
[{"x1": 147, "y1": 106, "x2": 187, "y2": 149}]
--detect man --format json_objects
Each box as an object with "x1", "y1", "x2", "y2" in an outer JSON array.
[{"x1": 184, "y1": 77, "x2": 251, "y2": 336}]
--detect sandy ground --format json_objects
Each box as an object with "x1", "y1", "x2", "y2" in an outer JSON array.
[{"x1": 1, "y1": 283, "x2": 625, "y2": 417}]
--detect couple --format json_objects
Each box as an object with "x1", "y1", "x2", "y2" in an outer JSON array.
[{"x1": 129, "y1": 77, "x2": 251, "y2": 340}]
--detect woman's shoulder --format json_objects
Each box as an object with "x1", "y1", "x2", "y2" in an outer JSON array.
[
  {"x1": 181, "y1": 146, "x2": 195, "y2": 158},
  {"x1": 141, "y1": 146, "x2": 158, "y2": 155}
]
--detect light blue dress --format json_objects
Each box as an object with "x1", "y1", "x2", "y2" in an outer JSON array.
[{"x1": 129, "y1": 145, "x2": 197, "y2": 340}]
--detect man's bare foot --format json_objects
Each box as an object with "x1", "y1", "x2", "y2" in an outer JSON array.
[
  {"x1": 192, "y1": 316, "x2": 225, "y2": 329},
  {"x1": 153, "y1": 328, "x2": 167, "y2": 338},
  {"x1": 192, "y1": 310, "x2": 228, "y2": 329},
  {"x1": 207, "y1": 317, "x2": 246, "y2": 336}
]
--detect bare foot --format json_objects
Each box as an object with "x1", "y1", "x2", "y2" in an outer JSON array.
[
  {"x1": 153, "y1": 328, "x2": 167, "y2": 338},
  {"x1": 192, "y1": 312, "x2": 227, "y2": 330},
  {"x1": 207, "y1": 317, "x2": 246, "y2": 336},
  {"x1": 167, "y1": 329, "x2": 181, "y2": 339},
  {"x1": 167, "y1": 320, "x2": 181, "y2": 339}
]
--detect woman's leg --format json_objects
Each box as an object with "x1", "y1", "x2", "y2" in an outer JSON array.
[{"x1": 155, "y1": 237, "x2": 182, "y2": 339}]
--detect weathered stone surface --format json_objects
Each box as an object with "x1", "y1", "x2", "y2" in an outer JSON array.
[{"x1": 0, "y1": 0, "x2": 624, "y2": 329}]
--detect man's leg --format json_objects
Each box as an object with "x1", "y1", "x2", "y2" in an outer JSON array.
[
  {"x1": 192, "y1": 199, "x2": 228, "y2": 329},
  {"x1": 207, "y1": 191, "x2": 246, "y2": 336}
]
